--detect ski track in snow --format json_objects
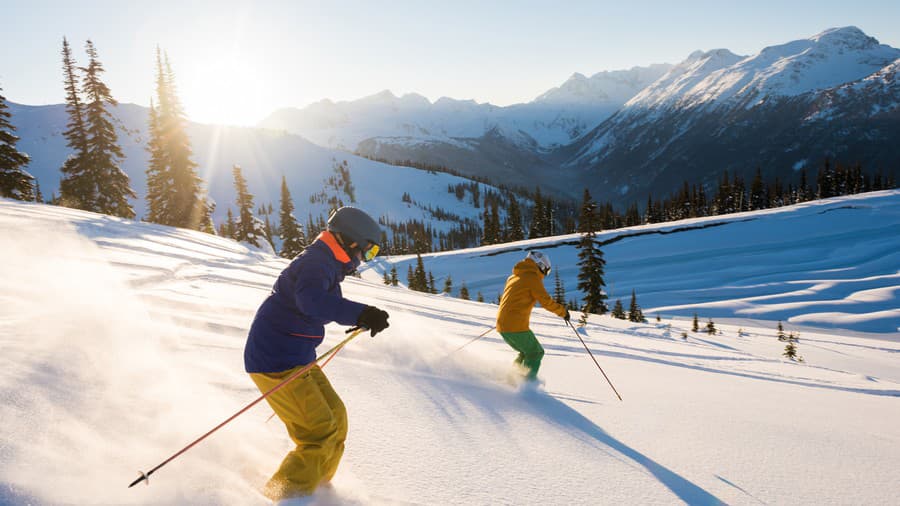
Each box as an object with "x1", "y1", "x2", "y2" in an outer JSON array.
[{"x1": 1, "y1": 196, "x2": 900, "y2": 505}]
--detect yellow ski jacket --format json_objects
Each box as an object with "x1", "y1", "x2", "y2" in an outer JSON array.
[{"x1": 496, "y1": 258, "x2": 567, "y2": 333}]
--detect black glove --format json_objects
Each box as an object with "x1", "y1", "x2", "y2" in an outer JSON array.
[
  {"x1": 355, "y1": 305, "x2": 390, "y2": 337},
  {"x1": 564, "y1": 310, "x2": 571, "y2": 323}
]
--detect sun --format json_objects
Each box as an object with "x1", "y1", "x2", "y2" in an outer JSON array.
[{"x1": 180, "y1": 54, "x2": 271, "y2": 127}]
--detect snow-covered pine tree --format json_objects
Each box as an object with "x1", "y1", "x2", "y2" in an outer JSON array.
[
  {"x1": 390, "y1": 265, "x2": 398, "y2": 286},
  {"x1": 58, "y1": 37, "x2": 90, "y2": 209},
  {"x1": 382, "y1": 271, "x2": 391, "y2": 285},
  {"x1": 407, "y1": 265, "x2": 414, "y2": 288},
  {"x1": 145, "y1": 48, "x2": 206, "y2": 229},
  {"x1": 611, "y1": 299, "x2": 626, "y2": 320},
  {"x1": 576, "y1": 188, "x2": 608, "y2": 316},
  {"x1": 476, "y1": 291, "x2": 484, "y2": 302},
  {"x1": 692, "y1": 313, "x2": 700, "y2": 332},
  {"x1": 279, "y1": 175, "x2": 306, "y2": 258},
  {"x1": 0, "y1": 85, "x2": 34, "y2": 200},
  {"x1": 628, "y1": 289, "x2": 644, "y2": 323},
  {"x1": 777, "y1": 321, "x2": 786, "y2": 341},
  {"x1": 232, "y1": 164, "x2": 264, "y2": 248},
  {"x1": 459, "y1": 282, "x2": 470, "y2": 300},
  {"x1": 706, "y1": 319, "x2": 716, "y2": 335},
  {"x1": 428, "y1": 272, "x2": 437, "y2": 294}
]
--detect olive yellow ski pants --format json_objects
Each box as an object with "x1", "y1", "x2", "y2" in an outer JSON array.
[{"x1": 249, "y1": 364, "x2": 347, "y2": 500}]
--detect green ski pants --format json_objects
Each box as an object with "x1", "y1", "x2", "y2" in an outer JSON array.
[{"x1": 499, "y1": 330, "x2": 544, "y2": 380}]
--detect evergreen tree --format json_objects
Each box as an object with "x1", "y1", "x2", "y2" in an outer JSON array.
[
  {"x1": 749, "y1": 167, "x2": 766, "y2": 210},
  {"x1": 413, "y1": 254, "x2": 427, "y2": 292},
  {"x1": 58, "y1": 37, "x2": 90, "y2": 209},
  {"x1": 505, "y1": 195, "x2": 524, "y2": 241},
  {"x1": 553, "y1": 270, "x2": 566, "y2": 305},
  {"x1": 459, "y1": 282, "x2": 470, "y2": 300},
  {"x1": 476, "y1": 291, "x2": 484, "y2": 302},
  {"x1": 145, "y1": 48, "x2": 206, "y2": 229},
  {"x1": 390, "y1": 265, "x2": 399, "y2": 286},
  {"x1": 0, "y1": 85, "x2": 34, "y2": 200},
  {"x1": 428, "y1": 272, "x2": 437, "y2": 294},
  {"x1": 692, "y1": 313, "x2": 700, "y2": 332},
  {"x1": 576, "y1": 189, "x2": 608, "y2": 315},
  {"x1": 443, "y1": 274, "x2": 453, "y2": 294},
  {"x1": 34, "y1": 180, "x2": 43, "y2": 202},
  {"x1": 777, "y1": 321, "x2": 786, "y2": 342},
  {"x1": 628, "y1": 289, "x2": 644, "y2": 323},
  {"x1": 611, "y1": 299, "x2": 626, "y2": 319},
  {"x1": 80, "y1": 40, "x2": 135, "y2": 218},
  {"x1": 407, "y1": 265, "x2": 415, "y2": 288},
  {"x1": 783, "y1": 332, "x2": 803, "y2": 361},
  {"x1": 543, "y1": 195, "x2": 555, "y2": 236},
  {"x1": 223, "y1": 208, "x2": 236, "y2": 238},
  {"x1": 383, "y1": 271, "x2": 391, "y2": 285},
  {"x1": 232, "y1": 165, "x2": 264, "y2": 247},
  {"x1": 706, "y1": 319, "x2": 716, "y2": 335},
  {"x1": 278, "y1": 175, "x2": 306, "y2": 258},
  {"x1": 528, "y1": 187, "x2": 545, "y2": 239}
]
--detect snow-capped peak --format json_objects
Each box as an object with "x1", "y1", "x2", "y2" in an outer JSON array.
[
  {"x1": 623, "y1": 27, "x2": 900, "y2": 112},
  {"x1": 535, "y1": 64, "x2": 672, "y2": 105}
]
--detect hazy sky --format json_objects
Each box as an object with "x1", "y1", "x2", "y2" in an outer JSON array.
[{"x1": 2, "y1": 0, "x2": 898, "y2": 126}]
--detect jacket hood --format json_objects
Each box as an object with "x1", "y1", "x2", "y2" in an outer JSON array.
[{"x1": 513, "y1": 258, "x2": 543, "y2": 277}]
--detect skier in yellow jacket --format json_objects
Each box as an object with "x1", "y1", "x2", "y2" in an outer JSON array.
[{"x1": 496, "y1": 251, "x2": 570, "y2": 382}]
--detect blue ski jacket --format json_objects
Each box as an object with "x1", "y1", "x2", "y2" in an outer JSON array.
[{"x1": 244, "y1": 232, "x2": 367, "y2": 373}]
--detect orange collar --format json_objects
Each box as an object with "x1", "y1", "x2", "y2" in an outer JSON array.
[{"x1": 318, "y1": 231, "x2": 351, "y2": 263}]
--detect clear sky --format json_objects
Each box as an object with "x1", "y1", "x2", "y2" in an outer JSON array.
[{"x1": 2, "y1": 0, "x2": 898, "y2": 126}]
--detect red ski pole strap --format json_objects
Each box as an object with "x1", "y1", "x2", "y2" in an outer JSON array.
[{"x1": 128, "y1": 327, "x2": 367, "y2": 488}]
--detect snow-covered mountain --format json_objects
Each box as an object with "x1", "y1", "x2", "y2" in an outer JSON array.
[
  {"x1": 567, "y1": 26, "x2": 900, "y2": 204},
  {"x1": 7, "y1": 101, "x2": 514, "y2": 239},
  {"x1": 1, "y1": 194, "x2": 898, "y2": 505},
  {"x1": 261, "y1": 65, "x2": 671, "y2": 151},
  {"x1": 258, "y1": 66, "x2": 671, "y2": 195}
]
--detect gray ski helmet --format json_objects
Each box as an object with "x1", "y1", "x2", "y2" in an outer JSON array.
[
  {"x1": 526, "y1": 250, "x2": 551, "y2": 275},
  {"x1": 327, "y1": 207, "x2": 382, "y2": 249}
]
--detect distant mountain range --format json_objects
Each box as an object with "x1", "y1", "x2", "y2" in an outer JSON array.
[
  {"x1": 8, "y1": 26, "x2": 899, "y2": 211},
  {"x1": 261, "y1": 26, "x2": 900, "y2": 204}
]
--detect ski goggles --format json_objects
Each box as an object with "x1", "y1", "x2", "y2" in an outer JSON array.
[{"x1": 363, "y1": 242, "x2": 380, "y2": 261}]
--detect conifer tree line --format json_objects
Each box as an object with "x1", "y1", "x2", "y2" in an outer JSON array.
[{"x1": 643, "y1": 161, "x2": 895, "y2": 224}]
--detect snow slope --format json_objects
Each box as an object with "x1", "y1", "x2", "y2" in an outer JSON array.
[
  {"x1": 388, "y1": 191, "x2": 900, "y2": 335},
  {"x1": 1, "y1": 198, "x2": 899, "y2": 505},
  {"x1": 7, "y1": 101, "x2": 508, "y2": 236}
]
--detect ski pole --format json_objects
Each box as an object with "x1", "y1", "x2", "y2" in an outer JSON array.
[
  {"x1": 450, "y1": 326, "x2": 496, "y2": 355},
  {"x1": 128, "y1": 327, "x2": 367, "y2": 488},
  {"x1": 565, "y1": 320, "x2": 623, "y2": 401}
]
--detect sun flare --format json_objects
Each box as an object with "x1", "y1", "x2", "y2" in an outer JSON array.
[{"x1": 180, "y1": 54, "x2": 270, "y2": 127}]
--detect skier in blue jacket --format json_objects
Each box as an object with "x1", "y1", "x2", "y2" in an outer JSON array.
[{"x1": 244, "y1": 206, "x2": 389, "y2": 500}]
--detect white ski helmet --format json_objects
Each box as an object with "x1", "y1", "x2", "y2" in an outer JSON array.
[{"x1": 526, "y1": 250, "x2": 551, "y2": 275}]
